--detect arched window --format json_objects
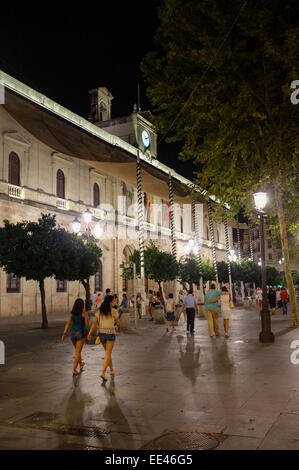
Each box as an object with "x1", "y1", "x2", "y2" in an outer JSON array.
[
  {"x1": 93, "y1": 183, "x2": 100, "y2": 208},
  {"x1": 9, "y1": 152, "x2": 20, "y2": 186},
  {"x1": 95, "y1": 260, "x2": 103, "y2": 292},
  {"x1": 122, "y1": 182, "x2": 127, "y2": 215},
  {"x1": 217, "y1": 230, "x2": 220, "y2": 243},
  {"x1": 206, "y1": 226, "x2": 209, "y2": 240},
  {"x1": 56, "y1": 169, "x2": 65, "y2": 199}
]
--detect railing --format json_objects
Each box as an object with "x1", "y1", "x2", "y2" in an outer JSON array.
[
  {"x1": 8, "y1": 184, "x2": 24, "y2": 199},
  {"x1": 56, "y1": 198, "x2": 68, "y2": 210},
  {"x1": 119, "y1": 215, "x2": 137, "y2": 226},
  {"x1": 93, "y1": 208, "x2": 106, "y2": 219}
]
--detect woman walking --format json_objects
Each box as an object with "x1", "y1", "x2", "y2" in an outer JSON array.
[
  {"x1": 268, "y1": 288, "x2": 276, "y2": 315},
  {"x1": 136, "y1": 293, "x2": 144, "y2": 319},
  {"x1": 220, "y1": 286, "x2": 233, "y2": 338},
  {"x1": 165, "y1": 293, "x2": 176, "y2": 332},
  {"x1": 87, "y1": 295, "x2": 121, "y2": 382},
  {"x1": 62, "y1": 298, "x2": 89, "y2": 376}
]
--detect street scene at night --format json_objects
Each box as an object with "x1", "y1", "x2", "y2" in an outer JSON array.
[{"x1": 0, "y1": 0, "x2": 298, "y2": 458}]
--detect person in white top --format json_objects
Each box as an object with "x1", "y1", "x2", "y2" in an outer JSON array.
[
  {"x1": 165, "y1": 293, "x2": 176, "y2": 332},
  {"x1": 256, "y1": 287, "x2": 263, "y2": 312},
  {"x1": 87, "y1": 295, "x2": 121, "y2": 382},
  {"x1": 220, "y1": 286, "x2": 233, "y2": 337}
]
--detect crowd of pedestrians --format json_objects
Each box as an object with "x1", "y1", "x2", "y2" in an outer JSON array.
[{"x1": 62, "y1": 282, "x2": 295, "y2": 379}]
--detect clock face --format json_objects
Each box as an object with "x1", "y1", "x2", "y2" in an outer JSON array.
[{"x1": 141, "y1": 130, "x2": 150, "y2": 148}]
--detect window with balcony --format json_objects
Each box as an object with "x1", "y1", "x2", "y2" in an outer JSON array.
[
  {"x1": 268, "y1": 253, "x2": 272, "y2": 261},
  {"x1": 95, "y1": 261, "x2": 103, "y2": 292},
  {"x1": 56, "y1": 169, "x2": 65, "y2": 199},
  {"x1": 7, "y1": 273, "x2": 20, "y2": 293},
  {"x1": 9, "y1": 152, "x2": 20, "y2": 186},
  {"x1": 93, "y1": 183, "x2": 100, "y2": 208},
  {"x1": 56, "y1": 280, "x2": 67, "y2": 292}
]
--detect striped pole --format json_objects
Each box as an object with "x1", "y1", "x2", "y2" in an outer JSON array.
[
  {"x1": 136, "y1": 153, "x2": 145, "y2": 314},
  {"x1": 193, "y1": 199, "x2": 203, "y2": 302},
  {"x1": 236, "y1": 216, "x2": 244, "y2": 301},
  {"x1": 236, "y1": 217, "x2": 241, "y2": 262},
  {"x1": 207, "y1": 201, "x2": 219, "y2": 286},
  {"x1": 192, "y1": 200, "x2": 202, "y2": 265},
  {"x1": 224, "y1": 218, "x2": 233, "y2": 296},
  {"x1": 168, "y1": 173, "x2": 177, "y2": 260},
  {"x1": 248, "y1": 225, "x2": 253, "y2": 261}
]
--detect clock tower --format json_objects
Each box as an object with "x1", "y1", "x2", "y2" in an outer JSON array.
[{"x1": 88, "y1": 88, "x2": 158, "y2": 159}]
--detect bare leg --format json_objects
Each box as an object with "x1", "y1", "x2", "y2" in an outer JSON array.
[
  {"x1": 101, "y1": 342, "x2": 113, "y2": 373},
  {"x1": 101, "y1": 341, "x2": 115, "y2": 378},
  {"x1": 172, "y1": 320, "x2": 176, "y2": 331},
  {"x1": 73, "y1": 339, "x2": 85, "y2": 375}
]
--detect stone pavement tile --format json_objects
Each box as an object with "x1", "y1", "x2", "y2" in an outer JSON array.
[
  {"x1": 217, "y1": 436, "x2": 263, "y2": 450},
  {"x1": 187, "y1": 392, "x2": 250, "y2": 410},
  {"x1": 221, "y1": 414, "x2": 275, "y2": 439},
  {"x1": 107, "y1": 432, "x2": 154, "y2": 450},
  {"x1": 258, "y1": 413, "x2": 299, "y2": 450}
]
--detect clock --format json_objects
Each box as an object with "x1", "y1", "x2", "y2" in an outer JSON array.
[{"x1": 141, "y1": 130, "x2": 150, "y2": 148}]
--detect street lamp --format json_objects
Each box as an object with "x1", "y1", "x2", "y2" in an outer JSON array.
[
  {"x1": 278, "y1": 257, "x2": 285, "y2": 265},
  {"x1": 72, "y1": 217, "x2": 81, "y2": 234},
  {"x1": 253, "y1": 191, "x2": 274, "y2": 343},
  {"x1": 184, "y1": 239, "x2": 195, "y2": 256},
  {"x1": 228, "y1": 249, "x2": 237, "y2": 263},
  {"x1": 71, "y1": 209, "x2": 102, "y2": 242}
]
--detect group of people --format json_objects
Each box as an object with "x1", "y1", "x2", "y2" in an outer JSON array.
[
  {"x1": 256, "y1": 286, "x2": 289, "y2": 315},
  {"x1": 62, "y1": 295, "x2": 121, "y2": 381}
]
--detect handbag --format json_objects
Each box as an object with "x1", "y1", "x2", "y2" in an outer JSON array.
[
  {"x1": 178, "y1": 312, "x2": 185, "y2": 325},
  {"x1": 95, "y1": 335, "x2": 101, "y2": 345}
]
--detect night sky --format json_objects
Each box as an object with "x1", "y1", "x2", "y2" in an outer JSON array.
[{"x1": 0, "y1": 3, "x2": 192, "y2": 178}]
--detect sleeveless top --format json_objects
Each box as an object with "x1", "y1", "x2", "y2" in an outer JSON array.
[
  {"x1": 220, "y1": 294, "x2": 231, "y2": 312},
  {"x1": 166, "y1": 299, "x2": 175, "y2": 312},
  {"x1": 96, "y1": 309, "x2": 119, "y2": 334},
  {"x1": 70, "y1": 313, "x2": 85, "y2": 332}
]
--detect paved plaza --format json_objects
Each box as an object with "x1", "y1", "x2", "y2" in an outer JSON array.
[{"x1": 1, "y1": 305, "x2": 299, "y2": 450}]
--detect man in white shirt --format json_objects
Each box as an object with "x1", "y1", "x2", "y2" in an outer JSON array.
[{"x1": 182, "y1": 289, "x2": 199, "y2": 334}]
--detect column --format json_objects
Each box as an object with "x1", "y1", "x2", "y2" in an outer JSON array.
[
  {"x1": 136, "y1": 153, "x2": 146, "y2": 316},
  {"x1": 207, "y1": 201, "x2": 219, "y2": 287}
]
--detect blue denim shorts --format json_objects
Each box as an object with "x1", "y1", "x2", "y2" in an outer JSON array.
[
  {"x1": 70, "y1": 329, "x2": 87, "y2": 341},
  {"x1": 166, "y1": 312, "x2": 175, "y2": 322},
  {"x1": 99, "y1": 333, "x2": 116, "y2": 343}
]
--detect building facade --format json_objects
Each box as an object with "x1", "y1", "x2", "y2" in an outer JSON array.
[{"x1": 0, "y1": 71, "x2": 232, "y2": 317}]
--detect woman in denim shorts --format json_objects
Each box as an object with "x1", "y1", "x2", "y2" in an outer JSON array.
[
  {"x1": 62, "y1": 298, "x2": 89, "y2": 376},
  {"x1": 165, "y1": 293, "x2": 176, "y2": 332},
  {"x1": 88, "y1": 295, "x2": 121, "y2": 382}
]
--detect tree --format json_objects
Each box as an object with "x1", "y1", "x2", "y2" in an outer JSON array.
[
  {"x1": 0, "y1": 214, "x2": 60, "y2": 328},
  {"x1": 178, "y1": 257, "x2": 201, "y2": 290},
  {"x1": 266, "y1": 266, "x2": 282, "y2": 286},
  {"x1": 217, "y1": 261, "x2": 229, "y2": 284},
  {"x1": 142, "y1": 0, "x2": 299, "y2": 324},
  {"x1": 200, "y1": 258, "x2": 216, "y2": 287},
  {"x1": 240, "y1": 259, "x2": 261, "y2": 286},
  {"x1": 124, "y1": 243, "x2": 179, "y2": 309},
  {"x1": 53, "y1": 233, "x2": 102, "y2": 311}
]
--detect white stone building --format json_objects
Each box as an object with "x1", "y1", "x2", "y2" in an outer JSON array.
[{"x1": 0, "y1": 70, "x2": 233, "y2": 317}]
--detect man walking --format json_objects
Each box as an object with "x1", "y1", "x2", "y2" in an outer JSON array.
[
  {"x1": 280, "y1": 287, "x2": 288, "y2": 315},
  {"x1": 182, "y1": 289, "x2": 199, "y2": 334},
  {"x1": 204, "y1": 284, "x2": 222, "y2": 338}
]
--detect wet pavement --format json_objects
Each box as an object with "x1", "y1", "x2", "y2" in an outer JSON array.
[{"x1": 1, "y1": 304, "x2": 299, "y2": 450}]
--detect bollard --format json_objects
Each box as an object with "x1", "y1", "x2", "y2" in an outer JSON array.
[
  {"x1": 154, "y1": 306, "x2": 165, "y2": 324},
  {"x1": 120, "y1": 308, "x2": 131, "y2": 330}
]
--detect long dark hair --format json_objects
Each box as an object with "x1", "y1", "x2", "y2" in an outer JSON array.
[
  {"x1": 71, "y1": 298, "x2": 84, "y2": 316},
  {"x1": 100, "y1": 295, "x2": 114, "y2": 316}
]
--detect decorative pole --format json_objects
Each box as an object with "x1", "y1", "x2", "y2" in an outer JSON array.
[
  {"x1": 248, "y1": 225, "x2": 253, "y2": 261},
  {"x1": 207, "y1": 201, "x2": 219, "y2": 287},
  {"x1": 236, "y1": 216, "x2": 244, "y2": 301},
  {"x1": 192, "y1": 199, "x2": 203, "y2": 302},
  {"x1": 168, "y1": 173, "x2": 177, "y2": 260},
  {"x1": 224, "y1": 218, "x2": 233, "y2": 297},
  {"x1": 169, "y1": 173, "x2": 177, "y2": 303},
  {"x1": 136, "y1": 152, "x2": 145, "y2": 317}
]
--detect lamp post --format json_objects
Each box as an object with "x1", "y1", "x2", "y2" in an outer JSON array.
[
  {"x1": 71, "y1": 209, "x2": 103, "y2": 311},
  {"x1": 253, "y1": 192, "x2": 274, "y2": 343}
]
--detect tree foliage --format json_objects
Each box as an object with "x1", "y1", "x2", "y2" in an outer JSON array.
[
  {"x1": 142, "y1": 0, "x2": 299, "y2": 320},
  {"x1": 0, "y1": 214, "x2": 102, "y2": 327}
]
